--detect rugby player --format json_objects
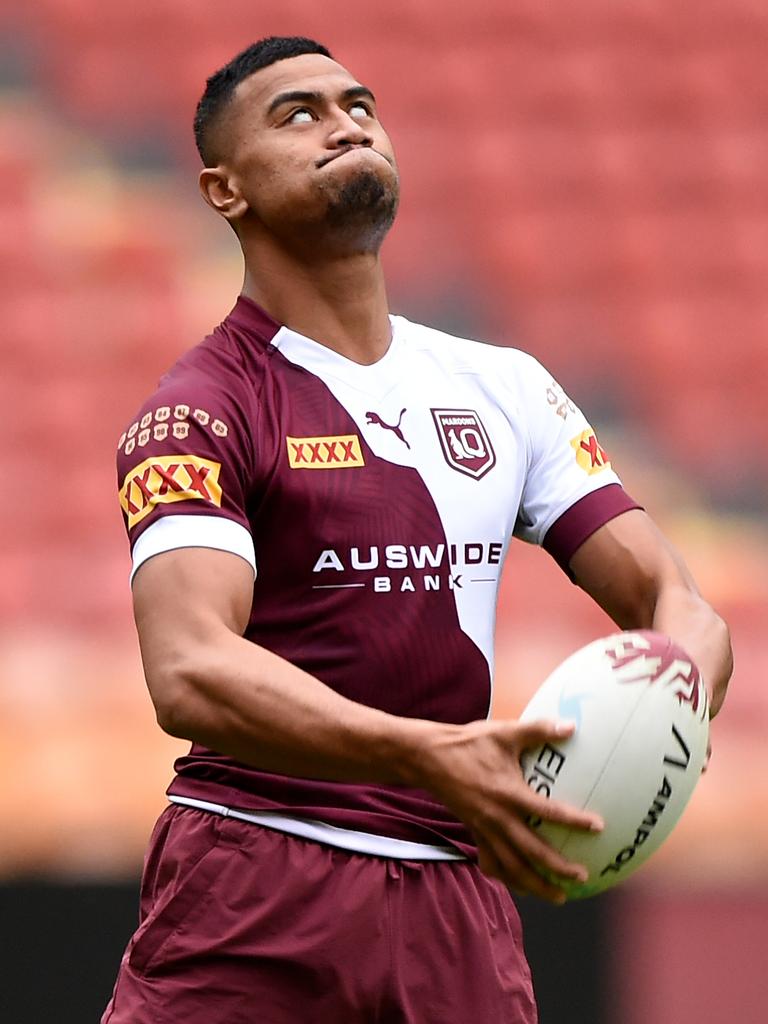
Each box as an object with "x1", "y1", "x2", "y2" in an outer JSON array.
[{"x1": 103, "y1": 36, "x2": 732, "y2": 1023}]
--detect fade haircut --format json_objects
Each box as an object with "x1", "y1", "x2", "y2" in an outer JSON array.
[{"x1": 194, "y1": 36, "x2": 333, "y2": 165}]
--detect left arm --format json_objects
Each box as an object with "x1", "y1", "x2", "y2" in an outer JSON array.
[{"x1": 569, "y1": 508, "x2": 732, "y2": 717}]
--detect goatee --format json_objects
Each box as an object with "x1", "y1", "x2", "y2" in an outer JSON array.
[{"x1": 324, "y1": 169, "x2": 399, "y2": 253}]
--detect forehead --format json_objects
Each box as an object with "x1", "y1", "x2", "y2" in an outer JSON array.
[{"x1": 235, "y1": 54, "x2": 365, "y2": 115}]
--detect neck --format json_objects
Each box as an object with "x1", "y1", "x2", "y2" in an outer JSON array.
[{"x1": 240, "y1": 237, "x2": 392, "y2": 365}]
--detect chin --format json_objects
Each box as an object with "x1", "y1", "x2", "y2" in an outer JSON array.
[
  {"x1": 321, "y1": 168, "x2": 399, "y2": 252},
  {"x1": 329, "y1": 167, "x2": 396, "y2": 211}
]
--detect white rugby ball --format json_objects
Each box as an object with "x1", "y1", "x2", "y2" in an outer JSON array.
[{"x1": 519, "y1": 630, "x2": 709, "y2": 899}]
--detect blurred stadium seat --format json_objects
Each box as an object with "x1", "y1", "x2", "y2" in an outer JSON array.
[
  {"x1": 0, "y1": 0, "x2": 766, "y2": 940},
  {"x1": 1, "y1": 7, "x2": 766, "y2": 1022},
  {"x1": 0, "y1": 0, "x2": 764, "y2": 676}
]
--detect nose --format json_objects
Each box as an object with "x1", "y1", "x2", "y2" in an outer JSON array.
[{"x1": 327, "y1": 107, "x2": 373, "y2": 150}]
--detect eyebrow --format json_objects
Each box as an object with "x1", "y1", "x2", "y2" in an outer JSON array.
[{"x1": 266, "y1": 85, "x2": 377, "y2": 117}]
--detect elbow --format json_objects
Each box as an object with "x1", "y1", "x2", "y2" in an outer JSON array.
[
  {"x1": 151, "y1": 678, "x2": 192, "y2": 739},
  {"x1": 707, "y1": 611, "x2": 734, "y2": 718},
  {"x1": 147, "y1": 657, "x2": 207, "y2": 740},
  {"x1": 713, "y1": 609, "x2": 733, "y2": 665},
  {"x1": 154, "y1": 692, "x2": 193, "y2": 740}
]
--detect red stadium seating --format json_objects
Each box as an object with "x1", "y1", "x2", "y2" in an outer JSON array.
[{"x1": 2, "y1": 0, "x2": 767, "y2": 631}]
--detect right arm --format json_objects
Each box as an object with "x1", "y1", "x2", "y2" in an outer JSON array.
[{"x1": 133, "y1": 546, "x2": 602, "y2": 903}]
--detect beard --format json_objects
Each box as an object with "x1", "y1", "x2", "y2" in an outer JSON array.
[{"x1": 322, "y1": 167, "x2": 399, "y2": 254}]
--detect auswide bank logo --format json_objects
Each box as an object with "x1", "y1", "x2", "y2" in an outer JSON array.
[{"x1": 431, "y1": 409, "x2": 496, "y2": 480}]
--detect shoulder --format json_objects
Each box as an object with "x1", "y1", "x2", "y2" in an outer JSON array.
[
  {"x1": 393, "y1": 315, "x2": 549, "y2": 387},
  {"x1": 116, "y1": 329, "x2": 270, "y2": 485},
  {"x1": 395, "y1": 317, "x2": 592, "y2": 456},
  {"x1": 160, "y1": 322, "x2": 267, "y2": 409},
  {"x1": 117, "y1": 322, "x2": 270, "y2": 453}
]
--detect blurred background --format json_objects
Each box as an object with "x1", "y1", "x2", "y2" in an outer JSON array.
[{"x1": 1, "y1": 1, "x2": 766, "y2": 1021}]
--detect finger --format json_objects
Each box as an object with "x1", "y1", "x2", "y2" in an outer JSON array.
[
  {"x1": 482, "y1": 834, "x2": 569, "y2": 904},
  {"x1": 514, "y1": 718, "x2": 576, "y2": 750},
  {"x1": 475, "y1": 813, "x2": 582, "y2": 897},
  {"x1": 514, "y1": 865, "x2": 569, "y2": 905},
  {"x1": 516, "y1": 787, "x2": 604, "y2": 833},
  {"x1": 476, "y1": 841, "x2": 508, "y2": 883},
  {"x1": 505, "y1": 818, "x2": 589, "y2": 882}
]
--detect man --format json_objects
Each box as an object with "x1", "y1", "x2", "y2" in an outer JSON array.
[{"x1": 103, "y1": 36, "x2": 732, "y2": 1023}]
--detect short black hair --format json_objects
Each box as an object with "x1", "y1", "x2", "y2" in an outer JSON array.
[{"x1": 194, "y1": 36, "x2": 333, "y2": 165}]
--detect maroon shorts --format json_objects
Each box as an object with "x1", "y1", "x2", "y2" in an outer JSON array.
[{"x1": 102, "y1": 804, "x2": 537, "y2": 1023}]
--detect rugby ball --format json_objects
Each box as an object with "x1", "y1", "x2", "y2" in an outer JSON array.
[{"x1": 519, "y1": 630, "x2": 709, "y2": 899}]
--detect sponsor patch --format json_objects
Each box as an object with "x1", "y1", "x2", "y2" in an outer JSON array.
[
  {"x1": 571, "y1": 428, "x2": 611, "y2": 475},
  {"x1": 431, "y1": 409, "x2": 496, "y2": 480},
  {"x1": 286, "y1": 435, "x2": 365, "y2": 469},
  {"x1": 119, "y1": 455, "x2": 223, "y2": 528}
]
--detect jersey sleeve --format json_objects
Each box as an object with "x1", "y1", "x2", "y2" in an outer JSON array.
[
  {"x1": 512, "y1": 354, "x2": 641, "y2": 568},
  {"x1": 116, "y1": 373, "x2": 257, "y2": 582}
]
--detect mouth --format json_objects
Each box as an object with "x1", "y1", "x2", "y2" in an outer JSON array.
[{"x1": 316, "y1": 146, "x2": 388, "y2": 169}]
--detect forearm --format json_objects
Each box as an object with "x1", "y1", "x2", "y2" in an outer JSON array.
[
  {"x1": 650, "y1": 584, "x2": 732, "y2": 718},
  {"x1": 586, "y1": 577, "x2": 732, "y2": 718},
  {"x1": 570, "y1": 510, "x2": 733, "y2": 718},
  {"x1": 144, "y1": 626, "x2": 448, "y2": 786}
]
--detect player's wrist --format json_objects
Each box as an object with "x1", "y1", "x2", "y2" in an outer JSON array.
[{"x1": 377, "y1": 718, "x2": 463, "y2": 790}]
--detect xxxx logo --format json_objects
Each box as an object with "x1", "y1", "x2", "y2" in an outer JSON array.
[
  {"x1": 571, "y1": 428, "x2": 611, "y2": 475},
  {"x1": 286, "y1": 434, "x2": 365, "y2": 470},
  {"x1": 119, "y1": 454, "x2": 222, "y2": 528}
]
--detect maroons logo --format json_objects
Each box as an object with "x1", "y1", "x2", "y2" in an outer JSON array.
[{"x1": 431, "y1": 409, "x2": 496, "y2": 480}]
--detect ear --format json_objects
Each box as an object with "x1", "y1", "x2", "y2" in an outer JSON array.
[{"x1": 198, "y1": 167, "x2": 249, "y2": 224}]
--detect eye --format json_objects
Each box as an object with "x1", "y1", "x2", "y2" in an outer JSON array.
[
  {"x1": 348, "y1": 102, "x2": 372, "y2": 120},
  {"x1": 287, "y1": 108, "x2": 315, "y2": 125}
]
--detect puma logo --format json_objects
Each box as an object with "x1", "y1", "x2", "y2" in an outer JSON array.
[{"x1": 365, "y1": 408, "x2": 410, "y2": 449}]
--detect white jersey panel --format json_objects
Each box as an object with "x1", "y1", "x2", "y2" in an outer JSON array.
[
  {"x1": 505, "y1": 352, "x2": 622, "y2": 544},
  {"x1": 270, "y1": 316, "x2": 621, "y2": 691}
]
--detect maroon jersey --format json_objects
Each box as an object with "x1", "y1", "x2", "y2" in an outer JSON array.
[{"x1": 117, "y1": 296, "x2": 639, "y2": 857}]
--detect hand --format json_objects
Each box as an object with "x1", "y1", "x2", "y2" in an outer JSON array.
[{"x1": 414, "y1": 718, "x2": 603, "y2": 903}]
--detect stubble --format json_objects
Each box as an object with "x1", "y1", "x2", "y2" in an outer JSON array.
[{"x1": 323, "y1": 168, "x2": 399, "y2": 254}]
